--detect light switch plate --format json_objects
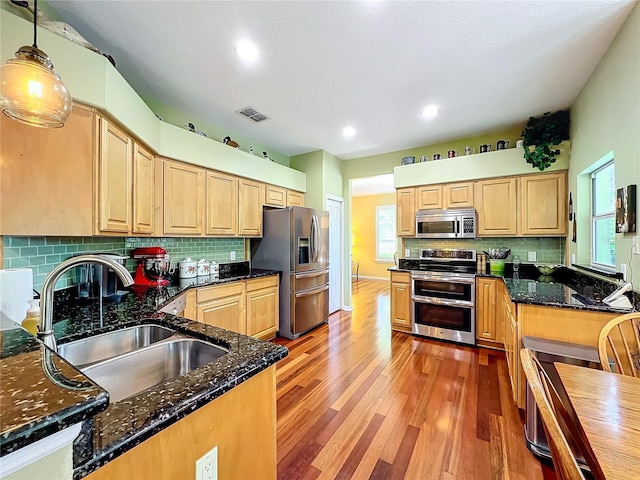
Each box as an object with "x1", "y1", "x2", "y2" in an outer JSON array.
[
  {"x1": 633, "y1": 236, "x2": 639, "y2": 255},
  {"x1": 527, "y1": 251, "x2": 537, "y2": 262}
]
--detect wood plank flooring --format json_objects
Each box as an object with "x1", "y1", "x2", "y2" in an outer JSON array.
[{"x1": 275, "y1": 279, "x2": 553, "y2": 480}]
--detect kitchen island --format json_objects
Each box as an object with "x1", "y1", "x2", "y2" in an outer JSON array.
[{"x1": 0, "y1": 269, "x2": 287, "y2": 479}]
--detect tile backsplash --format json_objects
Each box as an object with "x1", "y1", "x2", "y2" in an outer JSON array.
[
  {"x1": 2, "y1": 236, "x2": 245, "y2": 292},
  {"x1": 405, "y1": 237, "x2": 565, "y2": 264}
]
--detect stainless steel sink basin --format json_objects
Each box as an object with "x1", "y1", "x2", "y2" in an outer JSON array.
[
  {"x1": 81, "y1": 338, "x2": 227, "y2": 402},
  {"x1": 57, "y1": 324, "x2": 228, "y2": 402},
  {"x1": 58, "y1": 324, "x2": 175, "y2": 367}
]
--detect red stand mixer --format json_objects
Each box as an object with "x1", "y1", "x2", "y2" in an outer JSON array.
[{"x1": 131, "y1": 247, "x2": 173, "y2": 286}]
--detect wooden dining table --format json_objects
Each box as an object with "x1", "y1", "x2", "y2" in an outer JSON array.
[{"x1": 555, "y1": 363, "x2": 640, "y2": 480}]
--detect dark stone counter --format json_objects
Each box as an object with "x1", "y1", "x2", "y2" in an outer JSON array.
[{"x1": 0, "y1": 268, "x2": 287, "y2": 479}]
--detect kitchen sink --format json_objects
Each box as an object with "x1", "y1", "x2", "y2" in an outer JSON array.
[
  {"x1": 57, "y1": 324, "x2": 228, "y2": 402},
  {"x1": 58, "y1": 324, "x2": 176, "y2": 368},
  {"x1": 81, "y1": 338, "x2": 227, "y2": 402}
]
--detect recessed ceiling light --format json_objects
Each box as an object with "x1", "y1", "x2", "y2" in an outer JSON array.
[
  {"x1": 420, "y1": 105, "x2": 439, "y2": 119},
  {"x1": 343, "y1": 126, "x2": 356, "y2": 138},
  {"x1": 235, "y1": 40, "x2": 259, "y2": 62}
]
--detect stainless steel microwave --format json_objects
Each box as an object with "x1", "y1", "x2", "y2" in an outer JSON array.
[{"x1": 415, "y1": 208, "x2": 477, "y2": 239}]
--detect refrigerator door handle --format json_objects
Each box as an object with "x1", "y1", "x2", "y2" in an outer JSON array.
[
  {"x1": 310, "y1": 214, "x2": 318, "y2": 262},
  {"x1": 295, "y1": 283, "x2": 329, "y2": 298}
]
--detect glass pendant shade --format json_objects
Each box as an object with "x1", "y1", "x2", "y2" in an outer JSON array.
[{"x1": 0, "y1": 46, "x2": 72, "y2": 128}]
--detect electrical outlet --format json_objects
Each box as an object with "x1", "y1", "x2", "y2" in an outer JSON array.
[
  {"x1": 195, "y1": 446, "x2": 218, "y2": 480},
  {"x1": 230, "y1": 251, "x2": 236, "y2": 261},
  {"x1": 621, "y1": 263, "x2": 627, "y2": 281},
  {"x1": 404, "y1": 248, "x2": 410, "y2": 258},
  {"x1": 571, "y1": 253, "x2": 576, "y2": 265},
  {"x1": 633, "y1": 236, "x2": 639, "y2": 255},
  {"x1": 527, "y1": 251, "x2": 537, "y2": 262}
]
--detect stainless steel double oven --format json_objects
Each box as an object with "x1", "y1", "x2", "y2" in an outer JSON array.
[{"x1": 407, "y1": 249, "x2": 476, "y2": 346}]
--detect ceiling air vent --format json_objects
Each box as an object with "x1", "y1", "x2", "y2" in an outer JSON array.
[{"x1": 236, "y1": 106, "x2": 270, "y2": 123}]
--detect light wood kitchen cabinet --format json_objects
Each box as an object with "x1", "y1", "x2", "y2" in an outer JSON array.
[
  {"x1": 416, "y1": 185, "x2": 443, "y2": 210},
  {"x1": 246, "y1": 276, "x2": 279, "y2": 341},
  {"x1": 265, "y1": 185, "x2": 286, "y2": 207},
  {"x1": 238, "y1": 179, "x2": 264, "y2": 237},
  {"x1": 96, "y1": 117, "x2": 132, "y2": 233},
  {"x1": 163, "y1": 159, "x2": 205, "y2": 236},
  {"x1": 518, "y1": 171, "x2": 567, "y2": 236},
  {"x1": 396, "y1": 188, "x2": 416, "y2": 237},
  {"x1": 390, "y1": 271, "x2": 412, "y2": 333},
  {"x1": 195, "y1": 282, "x2": 246, "y2": 334},
  {"x1": 476, "y1": 277, "x2": 504, "y2": 349},
  {"x1": 132, "y1": 144, "x2": 156, "y2": 234},
  {"x1": 206, "y1": 171, "x2": 238, "y2": 235},
  {"x1": 475, "y1": 177, "x2": 517, "y2": 236},
  {"x1": 286, "y1": 190, "x2": 305, "y2": 207},
  {"x1": 184, "y1": 275, "x2": 280, "y2": 340},
  {"x1": 0, "y1": 104, "x2": 95, "y2": 236},
  {"x1": 504, "y1": 295, "x2": 519, "y2": 404},
  {"x1": 444, "y1": 182, "x2": 474, "y2": 209},
  {"x1": 85, "y1": 365, "x2": 277, "y2": 480}
]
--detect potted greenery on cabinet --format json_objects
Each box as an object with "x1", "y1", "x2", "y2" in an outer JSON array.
[{"x1": 521, "y1": 110, "x2": 570, "y2": 171}]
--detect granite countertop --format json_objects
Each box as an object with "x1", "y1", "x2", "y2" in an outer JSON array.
[
  {"x1": 0, "y1": 268, "x2": 287, "y2": 478},
  {"x1": 392, "y1": 262, "x2": 638, "y2": 313}
]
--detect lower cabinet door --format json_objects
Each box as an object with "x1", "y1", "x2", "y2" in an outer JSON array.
[
  {"x1": 197, "y1": 294, "x2": 246, "y2": 335},
  {"x1": 246, "y1": 284, "x2": 279, "y2": 340}
]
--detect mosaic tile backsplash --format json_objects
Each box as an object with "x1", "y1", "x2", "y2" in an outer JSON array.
[
  {"x1": 2, "y1": 236, "x2": 245, "y2": 292},
  {"x1": 405, "y1": 237, "x2": 565, "y2": 264}
]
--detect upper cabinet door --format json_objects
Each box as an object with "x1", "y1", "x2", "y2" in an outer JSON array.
[
  {"x1": 206, "y1": 171, "x2": 238, "y2": 236},
  {"x1": 97, "y1": 117, "x2": 132, "y2": 233},
  {"x1": 475, "y1": 177, "x2": 517, "y2": 236},
  {"x1": 132, "y1": 144, "x2": 155, "y2": 235},
  {"x1": 518, "y1": 172, "x2": 567, "y2": 236},
  {"x1": 444, "y1": 182, "x2": 474, "y2": 209},
  {"x1": 416, "y1": 185, "x2": 443, "y2": 210},
  {"x1": 265, "y1": 185, "x2": 286, "y2": 207},
  {"x1": 396, "y1": 188, "x2": 416, "y2": 237},
  {"x1": 238, "y1": 179, "x2": 264, "y2": 237},
  {"x1": 0, "y1": 104, "x2": 95, "y2": 236},
  {"x1": 163, "y1": 159, "x2": 205, "y2": 235},
  {"x1": 286, "y1": 190, "x2": 305, "y2": 207}
]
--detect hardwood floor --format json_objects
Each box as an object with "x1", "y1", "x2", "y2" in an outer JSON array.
[{"x1": 275, "y1": 279, "x2": 553, "y2": 480}]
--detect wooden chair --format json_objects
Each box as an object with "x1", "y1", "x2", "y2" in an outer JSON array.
[
  {"x1": 520, "y1": 349, "x2": 605, "y2": 480},
  {"x1": 598, "y1": 312, "x2": 640, "y2": 376}
]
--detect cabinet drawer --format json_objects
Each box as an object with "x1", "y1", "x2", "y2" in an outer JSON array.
[
  {"x1": 196, "y1": 281, "x2": 245, "y2": 303},
  {"x1": 390, "y1": 271, "x2": 410, "y2": 284},
  {"x1": 247, "y1": 275, "x2": 279, "y2": 292}
]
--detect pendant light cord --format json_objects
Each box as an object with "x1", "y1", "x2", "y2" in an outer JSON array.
[{"x1": 33, "y1": 0, "x2": 38, "y2": 47}]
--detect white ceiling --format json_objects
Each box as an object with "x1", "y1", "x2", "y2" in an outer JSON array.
[{"x1": 46, "y1": 0, "x2": 634, "y2": 162}]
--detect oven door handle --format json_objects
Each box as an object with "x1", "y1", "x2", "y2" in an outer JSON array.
[
  {"x1": 412, "y1": 296, "x2": 474, "y2": 308},
  {"x1": 411, "y1": 275, "x2": 476, "y2": 284}
]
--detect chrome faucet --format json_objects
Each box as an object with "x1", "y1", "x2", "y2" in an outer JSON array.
[{"x1": 38, "y1": 254, "x2": 134, "y2": 351}]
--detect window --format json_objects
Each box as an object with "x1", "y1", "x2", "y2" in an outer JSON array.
[
  {"x1": 376, "y1": 205, "x2": 396, "y2": 262},
  {"x1": 591, "y1": 161, "x2": 616, "y2": 269}
]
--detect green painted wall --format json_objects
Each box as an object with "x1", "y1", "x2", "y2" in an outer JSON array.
[
  {"x1": 569, "y1": 2, "x2": 640, "y2": 286},
  {"x1": 290, "y1": 151, "x2": 324, "y2": 210},
  {"x1": 143, "y1": 98, "x2": 290, "y2": 166},
  {"x1": 322, "y1": 151, "x2": 344, "y2": 205}
]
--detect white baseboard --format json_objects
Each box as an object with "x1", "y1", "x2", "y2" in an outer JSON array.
[
  {"x1": 341, "y1": 305, "x2": 353, "y2": 311},
  {"x1": 354, "y1": 275, "x2": 388, "y2": 281}
]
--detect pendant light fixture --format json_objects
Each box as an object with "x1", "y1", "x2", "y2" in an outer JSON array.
[{"x1": 0, "y1": 0, "x2": 72, "y2": 128}]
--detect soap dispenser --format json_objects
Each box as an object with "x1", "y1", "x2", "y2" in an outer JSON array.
[{"x1": 21, "y1": 299, "x2": 40, "y2": 335}]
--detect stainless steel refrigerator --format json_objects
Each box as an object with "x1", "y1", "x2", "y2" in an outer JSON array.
[{"x1": 251, "y1": 206, "x2": 329, "y2": 340}]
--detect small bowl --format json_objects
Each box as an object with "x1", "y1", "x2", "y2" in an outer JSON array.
[
  {"x1": 401, "y1": 156, "x2": 415, "y2": 165},
  {"x1": 535, "y1": 264, "x2": 561, "y2": 276}
]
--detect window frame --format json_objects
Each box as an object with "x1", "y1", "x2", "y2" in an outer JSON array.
[
  {"x1": 375, "y1": 204, "x2": 396, "y2": 263},
  {"x1": 590, "y1": 160, "x2": 616, "y2": 271}
]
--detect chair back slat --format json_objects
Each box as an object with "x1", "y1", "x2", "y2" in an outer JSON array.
[{"x1": 599, "y1": 313, "x2": 640, "y2": 377}]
